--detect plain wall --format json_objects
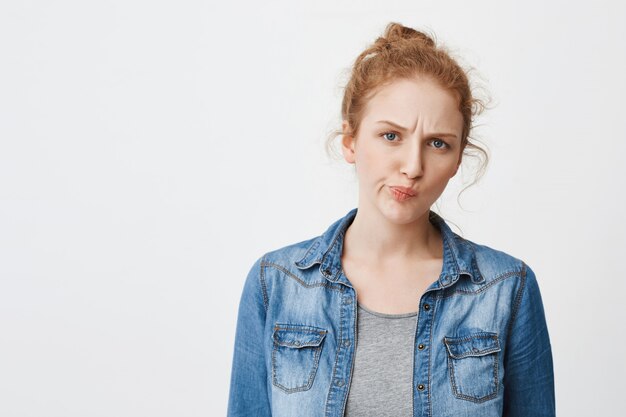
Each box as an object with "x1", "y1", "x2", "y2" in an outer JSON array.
[{"x1": 1, "y1": 0, "x2": 624, "y2": 415}]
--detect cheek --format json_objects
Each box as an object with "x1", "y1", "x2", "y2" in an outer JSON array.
[
  {"x1": 423, "y1": 159, "x2": 458, "y2": 190},
  {"x1": 355, "y1": 144, "x2": 381, "y2": 174},
  {"x1": 430, "y1": 155, "x2": 459, "y2": 174}
]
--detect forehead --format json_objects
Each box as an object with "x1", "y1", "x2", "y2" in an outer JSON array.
[{"x1": 361, "y1": 76, "x2": 463, "y2": 130}]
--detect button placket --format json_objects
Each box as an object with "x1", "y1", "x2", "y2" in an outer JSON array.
[
  {"x1": 326, "y1": 286, "x2": 357, "y2": 417},
  {"x1": 414, "y1": 294, "x2": 434, "y2": 415}
]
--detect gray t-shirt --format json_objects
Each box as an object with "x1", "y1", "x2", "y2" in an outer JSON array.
[{"x1": 344, "y1": 302, "x2": 418, "y2": 417}]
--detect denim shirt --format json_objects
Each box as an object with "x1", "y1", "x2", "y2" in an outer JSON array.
[{"x1": 227, "y1": 208, "x2": 555, "y2": 417}]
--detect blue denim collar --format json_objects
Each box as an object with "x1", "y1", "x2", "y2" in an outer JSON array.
[{"x1": 294, "y1": 207, "x2": 484, "y2": 288}]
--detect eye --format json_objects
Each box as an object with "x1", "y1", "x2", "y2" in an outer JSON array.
[
  {"x1": 380, "y1": 132, "x2": 398, "y2": 142},
  {"x1": 429, "y1": 138, "x2": 449, "y2": 150}
]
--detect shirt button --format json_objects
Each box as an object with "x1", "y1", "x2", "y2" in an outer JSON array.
[
  {"x1": 335, "y1": 379, "x2": 344, "y2": 387},
  {"x1": 418, "y1": 344, "x2": 425, "y2": 350},
  {"x1": 417, "y1": 384, "x2": 425, "y2": 391},
  {"x1": 323, "y1": 269, "x2": 332, "y2": 276},
  {"x1": 343, "y1": 297, "x2": 352, "y2": 305},
  {"x1": 423, "y1": 303, "x2": 430, "y2": 311},
  {"x1": 343, "y1": 339, "x2": 351, "y2": 347}
]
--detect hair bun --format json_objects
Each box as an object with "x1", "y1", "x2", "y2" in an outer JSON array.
[{"x1": 382, "y1": 22, "x2": 436, "y2": 48}]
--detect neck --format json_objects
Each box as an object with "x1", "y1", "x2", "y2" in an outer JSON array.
[{"x1": 343, "y1": 205, "x2": 443, "y2": 265}]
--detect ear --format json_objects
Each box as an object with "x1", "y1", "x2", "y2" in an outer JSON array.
[{"x1": 341, "y1": 120, "x2": 356, "y2": 164}]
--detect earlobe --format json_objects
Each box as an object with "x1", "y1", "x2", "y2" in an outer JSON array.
[
  {"x1": 341, "y1": 135, "x2": 356, "y2": 164},
  {"x1": 341, "y1": 121, "x2": 356, "y2": 164}
]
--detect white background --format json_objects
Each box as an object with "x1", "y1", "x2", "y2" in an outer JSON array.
[{"x1": 1, "y1": 0, "x2": 624, "y2": 416}]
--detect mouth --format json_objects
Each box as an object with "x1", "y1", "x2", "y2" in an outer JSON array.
[{"x1": 389, "y1": 186, "x2": 417, "y2": 201}]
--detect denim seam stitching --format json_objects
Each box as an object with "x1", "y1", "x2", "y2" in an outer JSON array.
[
  {"x1": 273, "y1": 324, "x2": 328, "y2": 333},
  {"x1": 271, "y1": 339, "x2": 324, "y2": 394},
  {"x1": 443, "y1": 235, "x2": 460, "y2": 279},
  {"x1": 439, "y1": 270, "x2": 521, "y2": 298},
  {"x1": 506, "y1": 262, "x2": 527, "y2": 338},
  {"x1": 271, "y1": 324, "x2": 327, "y2": 394},
  {"x1": 445, "y1": 344, "x2": 499, "y2": 403},
  {"x1": 320, "y1": 226, "x2": 351, "y2": 281},
  {"x1": 325, "y1": 287, "x2": 344, "y2": 417},
  {"x1": 259, "y1": 256, "x2": 269, "y2": 311},
  {"x1": 298, "y1": 239, "x2": 321, "y2": 266},
  {"x1": 444, "y1": 333, "x2": 500, "y2": 344},
  {"x1": 264, "y1": 261, "x2": 343, "y2": 291},
  {"x1": 427, "y1": 296, "x2": 437, "y2": 417},
  {"x1": 469, "y1": 244, "x2": 484, "y2": 282},
  {"x1": 338, "y1": 288, "x2": 355, "y2": 417}
]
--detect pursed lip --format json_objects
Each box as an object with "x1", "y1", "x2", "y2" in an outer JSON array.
[{"x1": 389, "y1": 186, "x2": 417, "y2": 197}]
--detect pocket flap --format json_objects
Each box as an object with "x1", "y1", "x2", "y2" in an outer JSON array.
[
  {"x1": 273, "y1": 324, "x2": 327, "y2": 348},
  {"x1": 443, "y1": 332, "x2": 501, "y2": 359}
]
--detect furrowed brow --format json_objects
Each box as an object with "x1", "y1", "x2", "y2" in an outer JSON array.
[{"x1": 376, "y1": 120, "x2": 458, "y2": 140}]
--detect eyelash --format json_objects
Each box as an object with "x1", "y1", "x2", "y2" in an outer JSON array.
[{"x1": 379, "y1": 131, "x2": 450, "y2": 150}]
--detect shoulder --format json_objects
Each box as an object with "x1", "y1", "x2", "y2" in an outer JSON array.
[
  {"x1": 260, "y1": 236, "x2": 319, "y2": 267},
  {"x1": 247, "y1": 234, "x2": 323, "y2": 284},
  {"x1": 457, "y1": 236, "x2": 546, "y2": 321},
  {"x1": 460, "y1": 234, "x2": 536, "y2": 286},
  {"x1": 240, "y1": 236, "x2": 321, "y2": 304}
]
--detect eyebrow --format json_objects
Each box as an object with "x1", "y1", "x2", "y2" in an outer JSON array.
[{"x1": 375, "y1": 120, "x2": 458, "y2": 140}]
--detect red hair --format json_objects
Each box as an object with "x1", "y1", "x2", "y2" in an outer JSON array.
[{"x1": 326, "y1": 22, "x2": 491, "y2": 194}]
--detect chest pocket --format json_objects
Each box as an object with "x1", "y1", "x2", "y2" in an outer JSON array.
[
  {"x1": 443, "y1": 332, "x2": 501, "y2": 403},
  {"x1": 271, "y1": 323, "x2": 327, "y2": 393}
]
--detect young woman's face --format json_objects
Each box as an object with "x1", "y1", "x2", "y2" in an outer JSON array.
[{"x1": 341, "y1": 76, "x2": 464, "y2": 225}]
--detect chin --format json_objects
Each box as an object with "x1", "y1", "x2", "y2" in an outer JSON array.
[{"x1": 378, "y1": 200, "x2": 428, "y2": 225}]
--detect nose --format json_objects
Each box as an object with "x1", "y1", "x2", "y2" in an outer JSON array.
[{"x1": 400, "y1": 140, "x2": 424, "y2": 179}]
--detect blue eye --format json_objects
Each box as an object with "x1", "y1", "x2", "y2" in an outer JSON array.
[
  {"x1": 430, "y1": 139, "x2": 448, "y2": 149},
  {"x1": 382, "y1": 132, "x2": 398, "y2": 141}
]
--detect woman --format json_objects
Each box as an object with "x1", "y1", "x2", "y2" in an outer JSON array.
[{"x1": 227, "y1": 22, "x2": 555, "y2": 417}]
